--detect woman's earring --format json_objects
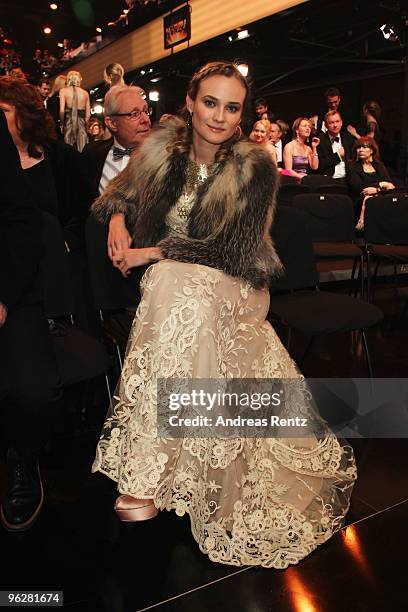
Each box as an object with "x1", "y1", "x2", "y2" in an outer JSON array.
[
  {"x1": 234, "y1": 124, "x2": 242, "y2": 140},
  {"x1": 187, "y1": 111, "x2": 193, "y2": 128}
]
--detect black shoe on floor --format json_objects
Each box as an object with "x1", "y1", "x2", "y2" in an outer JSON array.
[{"x1": 1, "y1": 448, "x2": 44, "y2": 532}]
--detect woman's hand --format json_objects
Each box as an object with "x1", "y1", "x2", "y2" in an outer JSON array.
[
  {"x1": 311, "y1": 136, "x2": 320, "y2": 148},
  {"x1": 108, "y1": 213, "x2": 132, "y2": 261},
  {"x1": 347, "y1": 125, "x2": 359, "y2": 139},
  {"x1": 362, "y1": 187, "x2": 378, "y2": 196},
  {"x1": 113, "y1": 247, "x2": 164, "y2": 277},
  {"x1": 379, "y1": 181, "x2": 395, "y2": 191}
]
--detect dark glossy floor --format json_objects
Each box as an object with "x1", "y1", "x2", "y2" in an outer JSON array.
[{"x1": 1, "y1": 281, "x2": 407, "y2": 612}]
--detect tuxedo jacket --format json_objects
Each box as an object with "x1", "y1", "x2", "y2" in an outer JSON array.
[
  {"x1": 316, "y1": 130, "x2": 355, "y2": 177},
  {"x1": 82, "y1": 137, "x2": 113, "y2": 200},
  {"x1": 0, "y1": 112, "x2": 42, "y2": 310}
]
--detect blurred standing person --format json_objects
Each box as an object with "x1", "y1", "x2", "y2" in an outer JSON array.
[
  {"x1": 60, "y1": 70, "x2": 90, "y2": 152},
  {"x1": 47, "y1": 74, "x2": 66, "y2": 135},
  {"x1": 60, "y1": 38, "x2": 73, "y2": 63},
  {"x1": 347, "y1": 100, "x2": 382, "y2": 144},
  {"x1": 37, "y1": 78, "x2": 50, "y2": 107},
  {"x1": 104, "y1": 62, "x2": 125, "y2": 89},
  {"x1": 283, "y1": 117, "x2": 320, "y2": 180}
]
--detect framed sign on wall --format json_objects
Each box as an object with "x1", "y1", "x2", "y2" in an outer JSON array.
[{"x1": 163, "y1": 4, "x2": 191, "y2": 49}]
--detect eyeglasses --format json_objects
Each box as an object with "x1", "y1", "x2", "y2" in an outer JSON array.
[{"x1": 111, "y1": 107, "x2": 153, "y2": 120}]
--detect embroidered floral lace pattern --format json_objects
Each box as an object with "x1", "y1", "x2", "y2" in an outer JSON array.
[{"x1": 93, "y1": 260, "x2": 356, "y2": 569}]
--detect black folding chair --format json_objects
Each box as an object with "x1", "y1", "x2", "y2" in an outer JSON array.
[
  {"x1": 292, "y1": 193, "x2": 365, "y2": 297},
  {"x1": 269, "y1": 207, "x2": 383, "y2": 376},
  {"x1": 363, "y1": 194, "x2": 408, "y2": 302},
  {"x1": 40, "y1": 211, "x2": 111, "y2": 400},
  {"x1": 277, "y1": 182, "x2": 310, "y2": 206},
  {"x1": 85, "y1": 215, "x2": 144, "y2": 374}
]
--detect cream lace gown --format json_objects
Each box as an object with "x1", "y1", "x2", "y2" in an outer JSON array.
[{"x1": 93, "y1": 185, "x2": 356, "y2": 569}]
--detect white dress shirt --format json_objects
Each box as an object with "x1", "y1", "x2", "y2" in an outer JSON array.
[
  {"x1": 331, "y1": 135, "x2": 346, "y2": 179},
  {"x1": 98, "y1": 139, "x2": 132, "y2": 195},
  {"x1": 274, "y1": 139, "x2": 283, "y2": 164}
]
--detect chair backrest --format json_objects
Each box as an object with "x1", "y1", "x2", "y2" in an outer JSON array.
[
  {"x1": 314, "y1": 184, "x2": 349, "y2": 195},
  {"x1": 277, "y1": 182, "x2": 310, "y2": 206},
  {"x1": 270, "y1": 206, "x2": 319, "y2": 291},
  {"x1": 85, "y1": 215, "x2": 142, "y2": 311},
  {"x1": 40, "y1": 210, "x2": 74, "y2": 318},
  {"x1": 364, "y1": 194, "x2": 408, "y2": 245},
  {"x1": 302, "y1": 174, "x2": 338, "y2": 190},
  {"x1": 292, "y1": 193, "x2": 356, "y2": 242}
]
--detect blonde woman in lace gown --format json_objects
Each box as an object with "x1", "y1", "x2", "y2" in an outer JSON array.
[{"x1": 91, "y1": 62, "x2": 356, "y2": 569}]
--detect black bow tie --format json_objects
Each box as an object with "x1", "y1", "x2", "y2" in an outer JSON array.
[
  {"x1": 331, "y1": 136, "x2": 340, "y2": 143},
  {"x1": 112, "y1": 146, "x2": 135, "y2": 161}
]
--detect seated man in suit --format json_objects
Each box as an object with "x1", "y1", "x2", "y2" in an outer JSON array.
[
  {"x1": 82, "y1": 85, "x2": 152, "y2": 347},
  {"x1": 316, "y1": 110, "x2": 355, "y2": 183},
  {"x1": 269, "y1": 122, "x2": 285, "y2": 167}
]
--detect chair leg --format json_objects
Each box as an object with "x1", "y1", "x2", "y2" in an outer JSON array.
[
  {"x1": 300, "y1": 336, "x2": 316, "y2": 367},
  {"x1": 105, "y1": 372, "x2": 112, "y2": 405},
  {"x1": 350, "y1": 259, "x2": 357, "y2": 296},
  {"x1": 360, "y1": 330, "x2": 374, "y2": 378}
]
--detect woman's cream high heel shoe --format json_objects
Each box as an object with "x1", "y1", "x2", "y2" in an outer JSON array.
[{"x1": 114, "y1": 495, "x2": 159, "y2": 522}]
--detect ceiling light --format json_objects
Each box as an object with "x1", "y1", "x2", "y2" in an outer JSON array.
[
  {"x1": 237, "y1": 29, "x2": 249, "y2": 40},
  {"x1": 96, "y1": 27, "x2": 102, "y2": 33},
  {"x1": 43, "y1": 26, "x2": 52, "y2": 35},
  {"x1": 50, "y1": 3, "x2": 58, "y2": 9},
  {"x1": 57, "y1": 42, "x2": 63, "y2": 47},
  {"x1": 140, "y1": 69, "x2": 146, "y2": 75},
  {"x1": 228, "y1": 35, "x2": 233, "y2": 42},
  {"x1": 149, "y1": 91, "x2": 159, "y2": 102},
  {"x1": 236, "y1": 63, "x2": 249, "y2": 77},
  {"x1": 150, "y1": 77, "x2": 160, "y2": 82},
  {"x1": 380, "y1": 23, "x2": 398, "y2": 41}
]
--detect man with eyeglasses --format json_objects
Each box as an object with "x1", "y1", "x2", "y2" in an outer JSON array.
[
  {"x1": 82, "y1": 85, "x2": 152, "y2": 344},
  {"x1": 83, "y1": 85, "x2": 152, "y2": 201}
]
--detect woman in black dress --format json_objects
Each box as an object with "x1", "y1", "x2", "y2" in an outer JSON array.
[{"x1": 347, "y1": 136, "x2": 395, "y2": 229}]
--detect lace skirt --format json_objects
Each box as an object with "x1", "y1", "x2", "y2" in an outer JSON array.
[{"x1": 92, "y1": 260, "x2": 356, "y2": 569}]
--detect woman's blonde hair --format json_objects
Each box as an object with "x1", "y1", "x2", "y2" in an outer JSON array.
[
  {"x1": 51, "y1": 74, "x2": 67, "y2": 95},
  {"x1": 66, "y1": 70, "x2": 82, "y2": 87},
  {"x1": 104, "y1": 63, "x2": 125, "y2": 88}
]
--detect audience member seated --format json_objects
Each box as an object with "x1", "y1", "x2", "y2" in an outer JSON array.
[
  {"x1": 87, "y1": 117, "x2": 106, "y2": 142},
  {"x1": 82, "y1": 84, "x2": 152, "y2": 200},
  {"x1": 40, "y1": 50, "x2": 58, "y2": 76},
  {"x1": 0, "y1": 110, "x2": 60, "y2": 532},
  {"x1": 104, "y1": 62, "x2": 125, "y2": 89},
  {"x1": 283, "y1": 117, "x2": 320, "y2": 180},
  {"x1": 59, "y1": 70, "x2": 90, "y2": 152},
  {"x1": 0, "y1": 77, "x2": 90, "y2": 251},
  {"x1": 316, "y1": 110, "x2": 355, "y2": 182},
  {"x1": 310, "y1": 86, "x2": 353, "y2": 133},
  {"x1": 249, "y1": 119, "x2": 277, "y2": 165},
  {"x1": 82, "y1": 85, "x2": 152, "y2": 342},
  {"x1": 32, "y1": 48, "x2": 42, "y2": 80},
  {"x1": 347, "y1": 136, "x2": 395, "y2": 229},
  {"x1": 269, "y1": 122, "x2": 285, "y2": 167},
  {"x1": 60, "y1": 38, "x2": 73, "y2": 62}
]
